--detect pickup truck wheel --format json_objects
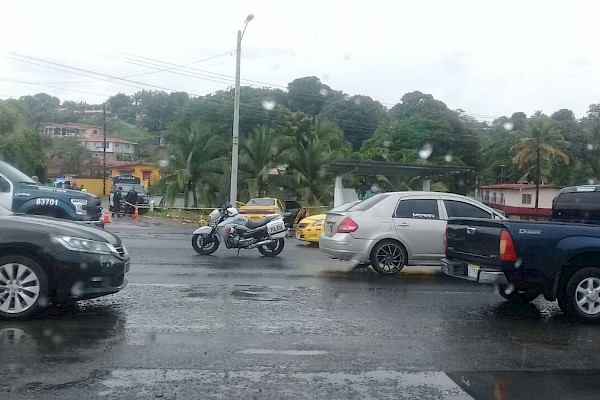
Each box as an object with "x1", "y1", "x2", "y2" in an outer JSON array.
[
  {"x1": 370, "y1": 240, "x2": 407, "y2": 276},
  {"x1": 498, "y1": 286, "x2": 540, "y2": 303},
  {"x1": 564, "y1": 267, "x2": 600, "y2": 321},
  {"x1": 0, "y1": 256, "x2": 48, "y2": 320}
]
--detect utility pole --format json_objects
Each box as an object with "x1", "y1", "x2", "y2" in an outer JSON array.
[
  {"x1": 103, "y1": 102, "x2": 107, "y2": 196},
  {"x1": 229, "y1": 14, "x2": 254, "y2": 208}
]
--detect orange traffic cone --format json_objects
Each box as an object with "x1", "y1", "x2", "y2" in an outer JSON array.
[
  {"x1": 103, "y1": 209, "x2": 111, "y2": 224},
  {"x1": 133, "y1": 206, "x2": 139, "y2": 221}
]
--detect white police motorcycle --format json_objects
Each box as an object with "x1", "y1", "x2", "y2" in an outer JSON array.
[{"x1": 191, "y1": 205, "x2": 288, "y2": 257}]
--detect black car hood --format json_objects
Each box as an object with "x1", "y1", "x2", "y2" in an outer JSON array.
[{"x1": 0, "y1": 215, "x2": 120, "y2": 245}]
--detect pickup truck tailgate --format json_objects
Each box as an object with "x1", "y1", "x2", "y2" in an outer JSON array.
[
  {"x1": 443, "y1": 218, "x2": 511, "y2": 284},
  {"x1": 446, "y1": 218, "x2": 506, "y2": 267}
]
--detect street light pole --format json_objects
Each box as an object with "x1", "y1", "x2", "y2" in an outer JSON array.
[
  {"x1": 500, "y1": 164, "x2": 505, "y2": 185},
  {"x1": 103, "y1": 102, "x2": 107, "y2": 195},
  {"x1": 229, "y1": 14, "x2": 254, "y2": 207}
]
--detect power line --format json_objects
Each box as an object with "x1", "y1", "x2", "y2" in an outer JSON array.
[
  {"x1": 0, "y1": 77, "x2": 109, "y2": 98},
  {"x1": 4, "y1": 53, "x2": 496, "y2": 135}
]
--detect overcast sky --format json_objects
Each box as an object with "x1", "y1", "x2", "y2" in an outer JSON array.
[{"x1": 1, "y1": 0, "x2": 599, "y2": 120}]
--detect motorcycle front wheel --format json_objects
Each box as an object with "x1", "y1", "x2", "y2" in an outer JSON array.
[
  {"x1": 258, "y1": 239, "x2": 285, "y2": 257},
  {"x1": 192, "y1": 233, "x2": 220, "y2": 255}
]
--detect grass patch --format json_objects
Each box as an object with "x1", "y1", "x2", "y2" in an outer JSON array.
[{"x1": 146, "y1": 208, "x2": 210, "y2": 225}]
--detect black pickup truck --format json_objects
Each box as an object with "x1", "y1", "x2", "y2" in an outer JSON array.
[
  {"x1": 443, "y1": 185, "x2": 600, "y2": 321},
  {"x1": 0, "y1": 161, "x2": 102, "y2": 225},
  {"x1": 442, "y1": 219, "x2": 600, "y2": 320}
]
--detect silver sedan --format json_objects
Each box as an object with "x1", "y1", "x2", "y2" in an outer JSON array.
[{"x1": 319, "y1": 191, "x2": 504, "y2": 275}]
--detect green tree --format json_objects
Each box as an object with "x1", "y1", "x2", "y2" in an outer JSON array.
[
  {"x1": 238, "y1": 126, "x2": 289, "y2": 199},
  {"x1": 46, "y1": 137, "x2": 92, "y2": 177},
  {"x1": 18, "y1": 93, "x2": 60, "y2": 130},
  {"x1": 108, "y1": 93, "x2": 135, "y2": 123},
  {"x1": 0, "y1": 129, "x2": 47, "y2": 181},
  {"x1": 511, "y1": 115, "x2": 570, "y2": 216},
  {"x1": 150, "y1": 120, "x2": 227, "y2": 207},
  {"x1": 287, "y1": 76, "x2": 332, "y2": 116},
  {"x1": 320, "y1": 95, "x2": 387, "y2": 150}
]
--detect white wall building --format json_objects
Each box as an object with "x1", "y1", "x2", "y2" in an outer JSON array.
[{"x1": 477, "y1": 184, "x2": 561, "y2": 220}]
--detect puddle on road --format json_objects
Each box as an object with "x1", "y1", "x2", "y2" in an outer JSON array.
[
  {"x1": 182, "y1": 284, "x2": 290, "y2": 303},
  {"x1": 237, "y1": 349, "x2": 327, "y2": 355},
  {"x1": 98, "y1": 368, "x2": 471, "y2": 399}
]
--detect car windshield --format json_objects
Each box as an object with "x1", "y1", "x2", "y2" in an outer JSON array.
[
  {"x1": 0, "y1": 161, "x2": 36, "y2": 184},
  {"x1": 246, "y1": 198, "x2": 275, "y2": 206},
  {"x1": 114, "y1": 183, "x2": 146, "y2": 194},
  {"x1": 0, "y1": 204, "x2": 14, "y2": 217}
]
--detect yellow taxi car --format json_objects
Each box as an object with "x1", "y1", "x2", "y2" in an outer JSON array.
[
  {"x1": 295, "y1": 214, "x2": 326, "y2": 243},
  {"x1": 296, "y1": 201, "x2": 360, "y2": 244},
  {"x1": 239, "y1": 198, "x2": 284, "y2": 221},
  {"x1": 238, "y1": 198, "x2": 305, "y2": 226}
]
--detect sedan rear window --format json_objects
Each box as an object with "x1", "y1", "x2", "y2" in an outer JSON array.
[{"x1": 350, "y1": 194, "x2": 388, "y2": 211}]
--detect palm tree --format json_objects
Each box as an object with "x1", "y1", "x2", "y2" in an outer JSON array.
[
  {"x1": 150, "y1": 120, "x2": 227, "y2": 207},
  {"x1": 238, "y1": 126, "x2": 289, "y2": 199},
  {"x1": 286, "y1": 136, "x2": 333, "y2": 204},
  {"x1": 510, "y1": 115, "x2": 569, "y2": 216}
]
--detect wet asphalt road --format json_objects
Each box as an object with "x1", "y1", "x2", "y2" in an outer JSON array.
[{"x1": 1, "y1": 217, "x2": 600, "y2": 399}]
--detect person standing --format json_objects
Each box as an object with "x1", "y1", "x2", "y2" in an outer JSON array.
[
  {"x1": 113, "y1": 187, "x2": 123, "y2": 218},
  {"x1": 125, "y1": 187, "x2": 138, "y2": 215}
]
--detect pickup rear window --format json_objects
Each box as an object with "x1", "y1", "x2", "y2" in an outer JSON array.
[{"x1": 552, "y1": 192, "x2": 600, "y2": 224}]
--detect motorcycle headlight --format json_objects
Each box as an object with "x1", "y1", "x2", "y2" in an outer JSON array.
[{"x1": 56, "y1": 236, "x2": 115, "y2": 255}]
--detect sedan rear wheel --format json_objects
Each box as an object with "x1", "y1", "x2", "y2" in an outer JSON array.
[
  {"x1": 0, "y1": 256, "x2": 48, "y2": 319},
  {"x1": 370, "y1": 240, "x2": 407, "y2": 276}
]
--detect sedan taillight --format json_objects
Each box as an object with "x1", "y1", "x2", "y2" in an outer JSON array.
[{"x1": 337, "y1": 217, "x2": 359, "y2": 233}]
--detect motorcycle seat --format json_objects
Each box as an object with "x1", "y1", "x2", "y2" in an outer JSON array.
[{"x1": 246, "y1": 214, "x2": 280, "y2": 229}]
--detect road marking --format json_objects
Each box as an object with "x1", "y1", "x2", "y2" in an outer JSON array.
[{"x1": 237, "y1": 349, "x2": 327, "y2": 355}]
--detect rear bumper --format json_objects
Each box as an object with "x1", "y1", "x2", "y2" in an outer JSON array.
[
  {"x1": 318, "y1": 234, "x2": 373, "y2": 264},
  {"x1": 441, "y1": 258, "x2": 508, "y2": 285}
]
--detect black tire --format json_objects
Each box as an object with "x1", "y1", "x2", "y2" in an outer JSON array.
[
  {"x1": 498, "y1": 285, "x2": 540, "y2": 303},
  {"x1": 0, "y1": 255, "x2": 49, "y2": 320},
  {"x1": 192, "y1": 234, "x2": 219, "y2": 255},
  {"x1": 562, "y1": 267, "x2": 600, "y2": 321},
  {"x1": 258, "y1": 239, "x2": 285, "y2": 257},
  {"x1": 370, "y1": 240, "x2": 408, "y2": 276}
]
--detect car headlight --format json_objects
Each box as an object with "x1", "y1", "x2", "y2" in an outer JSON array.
[
  {"x1": 71, "y1": 199, "x2": 88, "y2": 215},
  {"x1": 314, "y1": 220, "x2": 325, "y2": 226},
  {"x1": 56, "y1": 236, "x2": 115, "y2": 255}
]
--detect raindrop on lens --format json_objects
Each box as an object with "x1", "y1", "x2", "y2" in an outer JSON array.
[
  {"x1": 445, "y1": 154, "x2": 453, "y2": 162},
  {"x1": 71, "y1": 281, "x2": 84, "y2": 297},
  {"x1": 514, "y1": 258, "x2": 522, "y2": 268},
  {"x1": 419, "y1": 143, "x2": 433, "y2": 160},
  {"x1": 503, "y1": 122, "x2": 514, "y2": 131},
  {"x1": 383, "y1": 140, "x2": 391, "y2": 148},
  {"x1": 587, "y1": 144, "x2": 594, "y2": 151},
  {"x1": 158, "y1": 159, "x2": 169, "y2": 168},
  {"x1": 354, "y1": 98, "x2": 362, "y2": 105},
  {"x1": 319, "y1": 88, "x2": 328, "y2": 96},
  {"x1": 589, "y1": 179, "x2": 595, "y2": 185},
  {"x1": 261, "y1": 98, "x2": 277, "y2": 111},
  {"x1": 343, "y1": 94, "x2": 350, "y2": 101}
]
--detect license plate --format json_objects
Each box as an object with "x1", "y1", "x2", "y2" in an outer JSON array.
[
  {"x1": 267, "y1": 221, "x2": 285, "y2": 234},
  {"x1": 467, "y1": 264, "x2": 479, "y2": 278},
  {"x1": 326, "y1": 223, "x2": 333, "y2": 235}
]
